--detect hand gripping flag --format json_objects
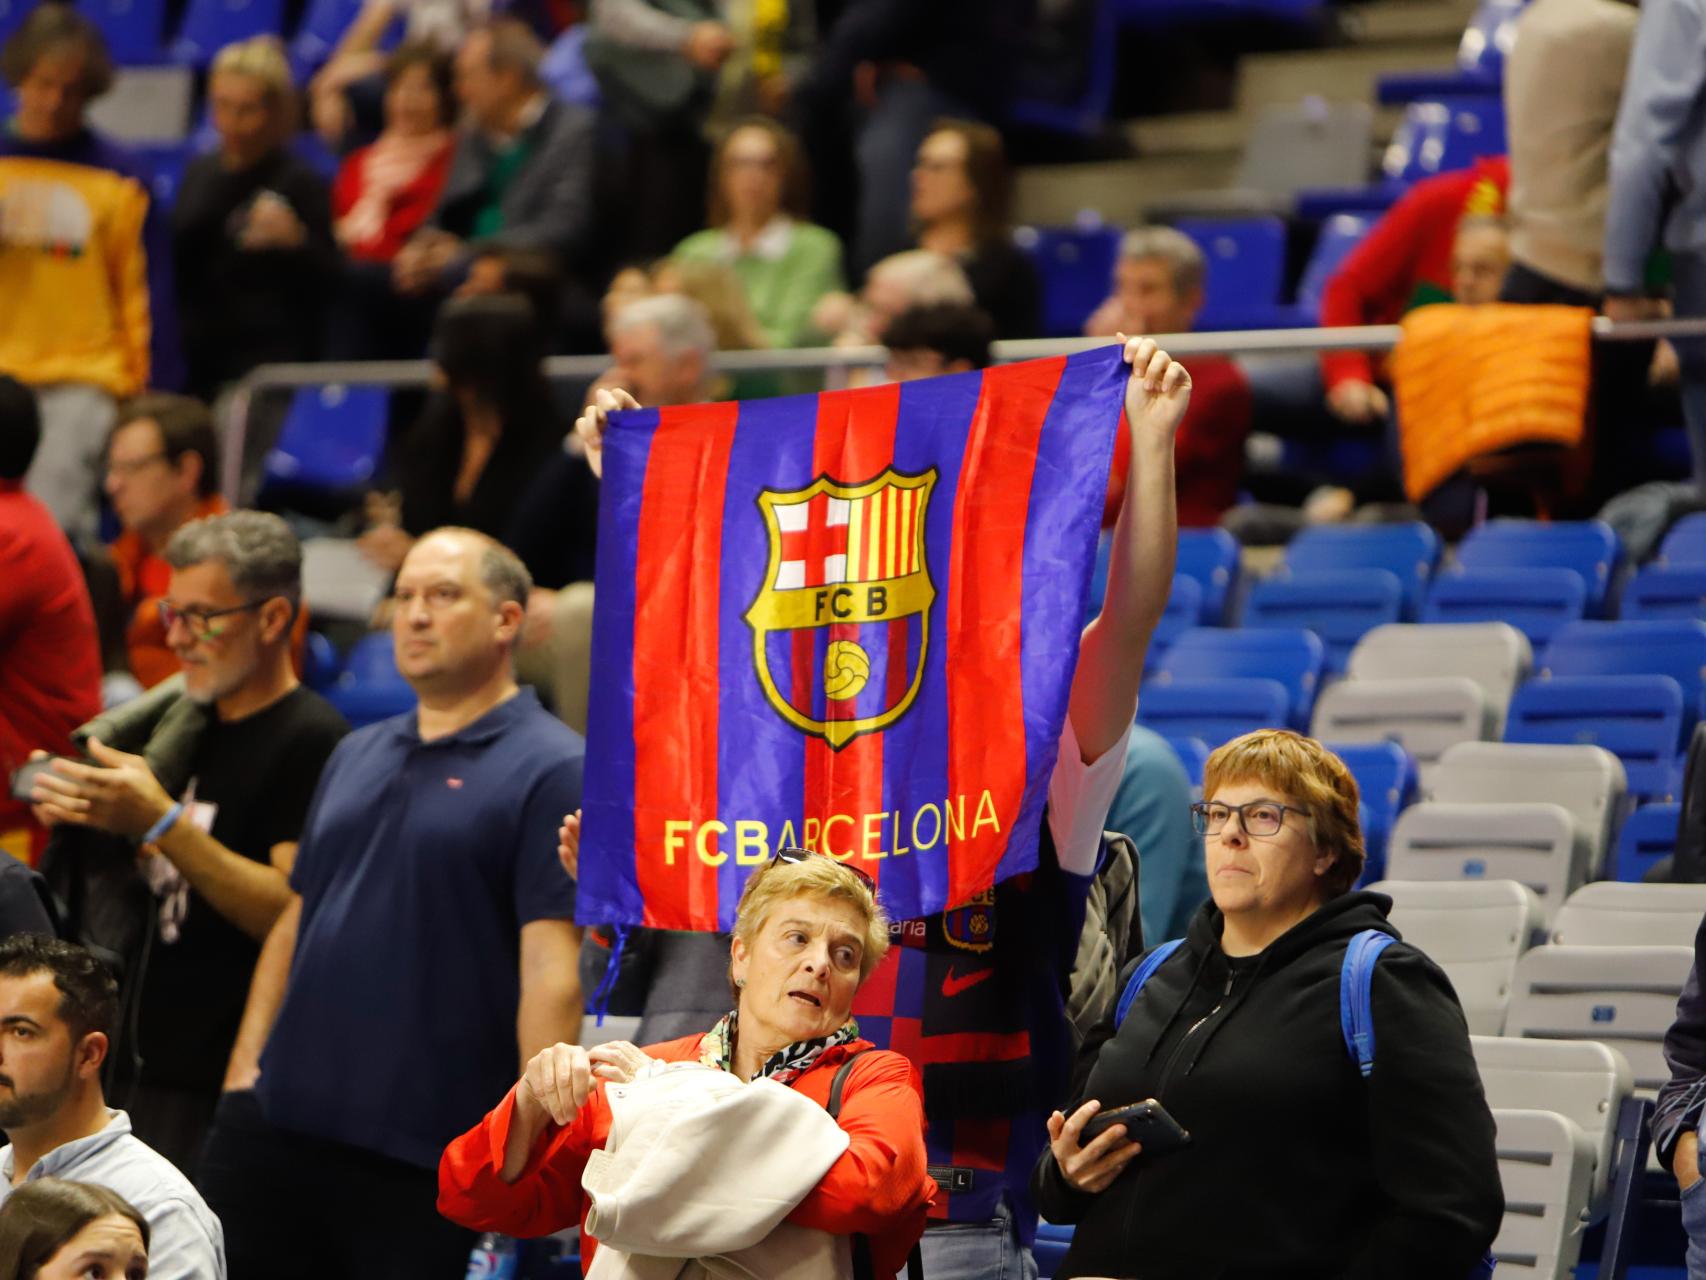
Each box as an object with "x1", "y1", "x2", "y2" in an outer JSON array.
[{"x1": 579, "y1": 346, "x2": 1128, "y2": 931}]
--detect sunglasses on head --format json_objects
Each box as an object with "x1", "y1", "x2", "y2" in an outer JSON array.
[{"x1": 770, "y1": 847, "x2": 877, "y2": 893}]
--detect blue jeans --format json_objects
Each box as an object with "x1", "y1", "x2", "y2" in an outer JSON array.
[
  {"x1": 913, "y1": 1204, "x2": 1038, "y2": 1280},
  {"x1": 1670, "y1": 252, "x2": 1706, "y2": 490}
]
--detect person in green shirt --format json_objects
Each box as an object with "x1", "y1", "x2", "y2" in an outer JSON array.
[{"x1": 672, "y1": 117, "x2": 844, "y2": 349}]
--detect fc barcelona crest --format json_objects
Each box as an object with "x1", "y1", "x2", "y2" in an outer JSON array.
[{"x1": 745, "y1": 468, "x2": 938, "y2": 749}]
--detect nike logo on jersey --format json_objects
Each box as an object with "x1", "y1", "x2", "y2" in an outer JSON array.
[{"x1": 941, "y1": 966, "x2": 994, "y2": 998}]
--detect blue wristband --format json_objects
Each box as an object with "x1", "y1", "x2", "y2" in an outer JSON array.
[{"x1": 141, "y1": 802, "x2": 185, "y2": 846}]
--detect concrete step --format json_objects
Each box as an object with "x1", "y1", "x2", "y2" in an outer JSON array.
[
  {"x1": 1014, "y1": 154, "x2": 1239, "y2": 225},
  {"x1": 1126, "y1": 111, "x2": 1248, "y2": 158},
  {"x1": 1237, "y1": 40, "x2": 1462, "y2": 112}
]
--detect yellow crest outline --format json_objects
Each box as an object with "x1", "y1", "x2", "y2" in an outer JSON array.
[{"x1": 744, "y1": 467, "x2": 938, "y2": 750}]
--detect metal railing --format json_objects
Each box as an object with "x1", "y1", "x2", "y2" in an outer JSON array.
[{"x1": 225, "y1": 317, "x2": 1706, "y2": 503}]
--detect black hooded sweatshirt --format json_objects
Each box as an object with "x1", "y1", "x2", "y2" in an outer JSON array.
[{"x1": 1032, "y1": 890, "x2": 1503, "y2": 1280}]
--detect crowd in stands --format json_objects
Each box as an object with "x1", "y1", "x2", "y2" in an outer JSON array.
[{"x1": 12, "y1": 0, "x2": 1706, "y2": 1275}]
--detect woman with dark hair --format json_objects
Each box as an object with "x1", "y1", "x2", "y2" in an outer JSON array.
[
  {"x1": 910, "y1": 119, "x2": 1040, "y2": 339},
  {"x1": 332, "y1": 44, "x2": 456, "y2": 265},
  {"x1": 359, "y1": 293, "x2": 570, "y2": 575},
  {"x1": 672, "y1": 118, "x2": 845, "y2": 347},
  {"x1": 0, "y1": 1178, "x2": 148, "y2": 1280}
]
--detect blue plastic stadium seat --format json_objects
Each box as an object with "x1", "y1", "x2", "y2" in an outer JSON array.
[
  {"x1": 290, "y1": 0, "x2": 369, "y2": 80},
  {"x1": 1289, "y1": 213, "x2": 1375, "y2": 325},
  {"x1": 1173, "y1": 216, "x2": 1289, "y2": 331},
  {"x1": 0, "y1": 0, "x2": 30, "y2": 47},
  {"x1": 1614, "y1": 802, "x2": 1681, "y2": 883},
  {"x1": 1151, "y1": 627, "x2": 1325, "y2": 728},
  {"x1": 1244, "y1": 569, "x2": 1404, "y2": 675},
  {"x1": 1175, "y1": 527, "x2": 1241, "y2": 624},
  {"x1": 1136, "y1": 678, "x2": 1291, "y2": 747},
  {"x1": 1382, "y1": 97, "x2": 1508, "y2": 188},
  {"x1": 1540, "y1": 621, "x2": 1706, "y2": 736},
  {"x1": 1034, "y1": 1221, "x2": 1075, "y2": 1279},
  {"x1": 327, "y1": 632, "x2": 416, "y2": 728},
  {"x1": 169, "y1": 0, "x2": 287, "y2": 67},
  {"x1": 1377, "y1": 0, "x2": 1528, "y2": 104},
  {"x1": 1147, "y1": 575, "x2": 1205, "y2": 672},
  {"x1": 1015, "y1": 224, "x2": 1123, "y2": 339},
  {"x1": 131, "y1": 141, "x2": 194, "y2": 211},
  {"x1": 1423, "y1": 567, "x2": 1587, "y2": 648},
  {"x1": 1505, "y1": 675, "x2": 1685, "y2": 800},
  {"x1": 263, "y1": 384, "x2": 389, "y2": 495},
  {"x1": 1163, "y1": 735, "x2": 1211, "y2": 788},
  {"x1": 1660, "y1": 512, "x2": 1706, "y2": 566},
  {"x1": 83, "y1": 0, "x2": 170, "y2": 64},
  {"x1": 1285, "y1": 522, "x2": 1439, "y2": 619},
  {"x1": 1621, "y1": 563, "x2": 1706, "y2": 622},
  {"x1": 1454, "y1": 518, "x2": 1621, "y2": 616},
  {"x1": 1329, "y1": 741, "x2": 1415, "y2": 882},
  {"x1": 304, "y1": 630, "x2": 341, "y2": 692}
]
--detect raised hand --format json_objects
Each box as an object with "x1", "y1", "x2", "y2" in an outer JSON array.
[
  {"x1": 1120, "y1": 334, "x2": 1192, "y2": 443},
  {"x1": 574, "y1": 388, "x2": 641, "y2": 481}
]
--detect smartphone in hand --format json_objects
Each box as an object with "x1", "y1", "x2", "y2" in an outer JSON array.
[{"x1": 1080, "y1": 1098, "x2": 1190, "y2": 1155}]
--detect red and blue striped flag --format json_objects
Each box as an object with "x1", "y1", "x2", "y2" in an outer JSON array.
[{"x1": 578, "y1": 347, "x2": 1127, "y2": 931}]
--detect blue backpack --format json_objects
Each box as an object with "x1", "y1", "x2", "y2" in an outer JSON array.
[{"x1": 1112, "y1": 929, "x2": 1496, "y2": 1279}]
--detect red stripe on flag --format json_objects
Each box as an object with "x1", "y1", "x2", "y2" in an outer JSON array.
[
  {"x1": 943, "y1": 359, "x2": 1067, "y2": 907},
  {"x1": 632, "y1": 401, "x2": 740, "y2": 928},
  {"x1": 805, "y1": 384, "x2": 900, "y2": 878}
]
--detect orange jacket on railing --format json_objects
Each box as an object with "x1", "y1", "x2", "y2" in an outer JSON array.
[{"x1": 1391, "y1": 302, "x2": 1593, "y2": 502}]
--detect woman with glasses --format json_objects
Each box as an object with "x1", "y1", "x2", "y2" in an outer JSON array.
[
  {"x1": 439, "y1": 850, "x2": 934, "y2": 1278},
  {"x1": 1033, "y1": 728, "x2": 1502, "y2": 1280}
]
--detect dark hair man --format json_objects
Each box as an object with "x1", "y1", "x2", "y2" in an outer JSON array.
[{"x1": 883, "y1": 301, "x2": 996, "y2": 382}]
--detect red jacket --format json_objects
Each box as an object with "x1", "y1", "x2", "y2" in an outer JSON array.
[
  {"x1": 1103, "y1": 355, "x2": 1253, "y2": 529},
  {"x1": 332, "y1": 137, "x2": 455, "y2": 264},
  {"x1": 1319, "y1": 156, "x2": 1511, "y2": 394},
  {"x1": 0, "y1": 481, "x2": 102, "y2": 857},
  {"x1": 438, "y1": 1034, "x2": 935, "y2": 1276}
]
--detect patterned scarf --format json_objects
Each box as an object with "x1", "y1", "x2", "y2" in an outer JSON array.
[{"x1": 700, "y1": 1010, "x2": 859, "y2": 1085}]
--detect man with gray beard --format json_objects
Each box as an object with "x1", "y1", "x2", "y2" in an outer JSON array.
[
  {"x1": 28, "y1": 511, "x2": 346, "y2": 1175},
  {"x1": 0, "y1": 935, "x2": 224, "y2": 1278}
]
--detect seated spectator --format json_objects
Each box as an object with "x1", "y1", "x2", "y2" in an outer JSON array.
[
  {"x1": 30, "y1": 513, "x2": 347, "y2": 1174},
  {"x1": 651, "y1": 258, "x2": 769, "y2": 354},
  {"x1": 813, "y1": 250, "x2": 975, "y2": 350},
  {"x1": 0, "y1": 1178, "x2": 150, "y2": 1280},
  {"x1": 1034, "y1": 730, "x2": 1502, "y2": 1278},
  {"x1": 672, "y1": 118, "x2": 846, "y2": 348},
  {"x1": 455, "y1": 243, "x2": 601, "y2": 353},
  {"x1": 173, "y1": 37, "x2": 335, "y2": 404},
  {"x1": 910, "y1": 120, "x2": 1040, "y2": 339},
  {"x1": 331, "y1": 44, "x2": 456, "y2": 265},
  {"x1": 309, "y1": 0, "x2": 474, "y2": 155},
  {"x1": 1090, "y1": 229, "x2": 1253, "y2": 529},
  {"x1": 198, "y1": 529, "x2": 584, "y2": 1279},
  {"x1": 0, "y1": 937, "x2": 225, "y2": 1280},
  {"x1": 0, "y1": 6, "x2": 177, "y2": 543},
  {"x1": 0, "y1": 377, "x2": 101, "y2": 868},
  {"x1": 438, "y1": 853, "x2": 934, "y2": 1276},
  {"x1": 883, "y1": 301, "x2": 995, "y2": 381},
  {"x1": 1319, "y1": 156, "x2": 1510, "y2": 425},
  {"x1": 598, "y1": 293, "x2": 721, "y2": 409},
  {"x1": 393, "y1": 19, "x2": 595, "y2": 303},
  {"x1": 1451, "y1": 215, "x2": 1513, "y2": 306},
  {"x1": 360, "y1": 294, "x2": 569, "y2": 577}
]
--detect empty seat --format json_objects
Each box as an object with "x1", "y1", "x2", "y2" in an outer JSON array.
[
  {"x1": 1454, "y1": 519, "x2": 1621, "y2": 617},
  {"x1": 1541, "y1": 619, "x2": 1706, "y2": 728},
  {"x1": 1162, "y1": 735, "x2": 1210, "y2": 789},
  {"x1": 1310, "y1": 677, "x2": 1489, "y2": 785},
  {"x1": 1372, "y1": 879, "x2": 1541, "y2": 1034},
  {"x1": 1487, "y1": 1108, "x2": 1596, "y2": 1279},
  {"x1": 1145, "y1": 575, "x2": 1205, "y2": 671},
  {"x1": 1550, "y1": 881, "x2": 1706, "y2": 949},
  {"x1": 1150, "y1": 627, "x2": 1324, "y2": 728},
  {"x1": 1614, "y1": 802, "x2": 1680, "y2": 884},
  {"x1": 327, "y1": 632, "x2": 417, "y2": 729},
  {"x1": 1506, "y1": 943, "x2": 1695, "y2": 1097},
  {"x1": 1175, "y1": 528, "x2": 1240, "y2": 624},
  {"x1": 263, "y1": 385, "x2": 389, "y2": 495},
  {"x1": 1431, "y1": 741, "x2": 1626, "y2": 880},
  {"x1": 1285, "y1": 522, "x2": 1439, "y2": 618},
  {"x1": 1504, "y1": 675, "x2": 1684, "y2": 801},
  {"x1": 1136, "y1": 678, "x2": 1290, "y2": 748},
  {"x1": 1172, "y1": 216, "x2": 1287, "y2": 331},
  {"x1": 1015, "y1": 224, "x2": 1122, "y2": 338},
  {"x1": 1377, "y1": 0, "x2": 1525, "y2": 103},
  {"x1": 1243, "y1": 570, "x2": 1403, "y2": 675},
  {"x1": 1620, "y1": 562, "x2": 1706, "y2": 623},
  {"x1": 1290, "y1": 213, "x2": 1375, "y2": 325},
  {"x1": 83, "y1": 0, "x2": 170, "y2": 63},
  {"x1": 1660, "y1": 511, "x2": 1706, "y2": 566},
  {"x1": 304, "y1": 631, "x2": 341, "y2": 692},
  {"x1": 1347, "y1": 622, "x2": 1531, "y2": 734},
  {"x1": 1382, "y1": 96, "x2": 1508, "y2": 187},
  {"x1": 1423, "y1": 567, "x2": 1588, "y2": 648},
  {"x1": 169, "y1": 0, "x2": 287, "y2": 67},
  {"x1": 1331, "y1": 741, "x2": 1416, "y2": 879},
  {"x1": 1472, "y1": 1035, "x2": 1632, "y2": 1217},
  {"x1": 290, "y1": 0, "x2": 371, "y2": 79},
  {"x1": 1387, "y1": 802, "x2": 1584, "y2": 919}
]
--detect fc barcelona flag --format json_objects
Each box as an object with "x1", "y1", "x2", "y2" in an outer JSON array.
[{"x1": 578, "y1": 346, "x2": 1128, "y2": 932}]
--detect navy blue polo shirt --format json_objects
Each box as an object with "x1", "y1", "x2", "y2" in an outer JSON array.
[{"x1": 257, "y1": 689, "x2": 583, "y2": 1169}]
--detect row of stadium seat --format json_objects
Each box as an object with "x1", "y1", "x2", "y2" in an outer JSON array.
[{"x1": 0, "y1": 0, "x2": 367, "y2": 72}]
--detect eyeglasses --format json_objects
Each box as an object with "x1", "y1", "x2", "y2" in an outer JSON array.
[
  {"x1": 770, "y1": 847, "x2": 877, "y2": 893},
  {"x1": 105, "y1": 451, "x2": 169, "y2": 478},
  {"x1": 1190, "y1": 800, "x2": 1303, "y2": 838},
  {"x1": 156, "y1": 598, "x2": 268, "y2": 639}
]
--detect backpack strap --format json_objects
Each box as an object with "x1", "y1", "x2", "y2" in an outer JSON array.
[
  {"x1": 1113, "y1": 938, "x2": 1186, "y2": 1029},
  {"x1": 827, "y1": 1051, "x2": 926, "y2": 1280},
  {"x1": 1339, "y1": 929, "x2": 1397, "y2": 1078}
]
